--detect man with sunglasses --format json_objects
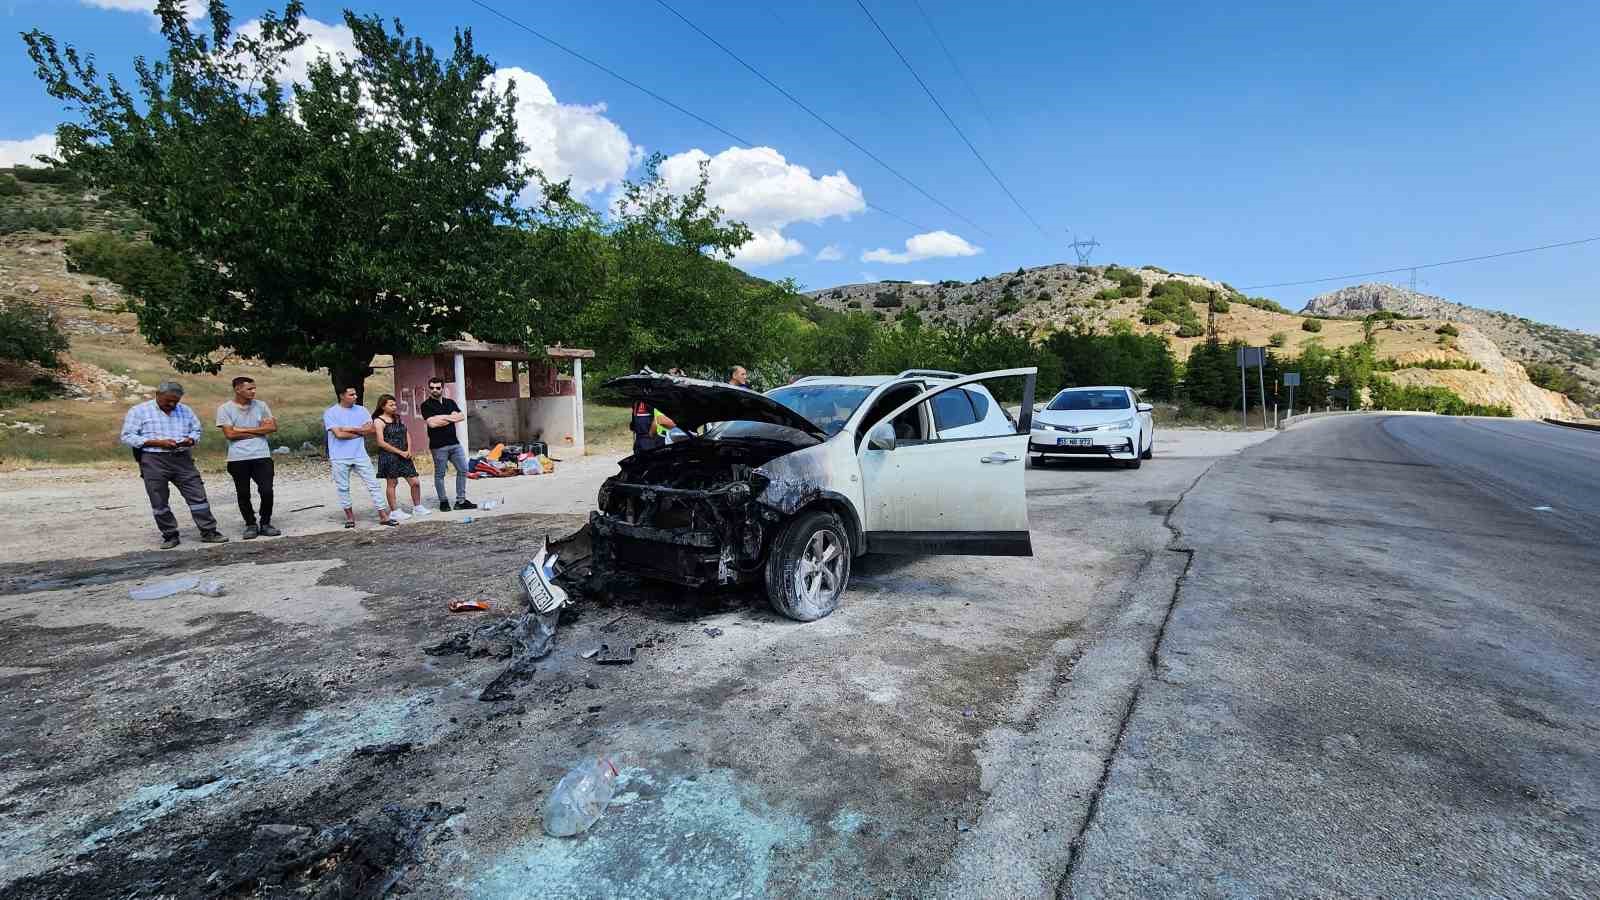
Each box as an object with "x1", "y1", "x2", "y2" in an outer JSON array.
[{"x1": 419, "y1": 377, "x2": 475, "y2": 512}]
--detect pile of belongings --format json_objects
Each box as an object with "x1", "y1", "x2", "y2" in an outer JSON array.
[{"x1": 468, "y1": 443, "x2": 557, "y2": 479}]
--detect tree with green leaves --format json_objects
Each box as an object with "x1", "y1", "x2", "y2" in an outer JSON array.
[{"x1": 25, "y1": 1, "x2": 533, "y2": 401}]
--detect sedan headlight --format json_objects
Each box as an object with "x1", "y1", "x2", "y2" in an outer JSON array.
[{"x1": 1107, "y1": 418, "x2": 1136, "y2": 431}]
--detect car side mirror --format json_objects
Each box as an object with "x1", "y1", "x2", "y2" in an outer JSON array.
[
  {"x1": 867, "y1": 421, "x2": 896, "y2": 451},
  {"x1": 1136, "y1": 402, "x2": 1153, "y2": 413}
]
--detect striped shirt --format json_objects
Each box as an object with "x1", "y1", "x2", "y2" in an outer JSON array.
[{"x1": 120, "y1": 400, "x2": 203, "y2": 452}]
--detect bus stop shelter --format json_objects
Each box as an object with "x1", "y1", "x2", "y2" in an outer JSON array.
[{"x1": 391, "y1": 341, "x2": 595, "y2": 456}]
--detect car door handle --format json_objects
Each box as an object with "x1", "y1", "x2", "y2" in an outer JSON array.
[{"x1": 980, "y1": 452, "x2": 1020, "y2": 464}]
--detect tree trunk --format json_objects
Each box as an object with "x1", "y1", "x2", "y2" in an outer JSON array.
[{"x1": 329, "y1": 358, "x2": 375, "y2": 407}]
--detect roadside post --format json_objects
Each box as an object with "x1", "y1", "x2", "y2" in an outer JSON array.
[
  {"x1": 1284, "y1": 372, "x2": 1300, "y2": 418},
  {"x1": 1236, "y1": 346, "x2": 1267, "y2": 430}
]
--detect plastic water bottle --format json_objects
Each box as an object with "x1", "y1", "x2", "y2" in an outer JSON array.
[
  {"x1": 543, "y1": 756, "x2": 620, "y2": 837},
  {"x1": 129, "y1": 576, "x2": 200, "y2": 601}
]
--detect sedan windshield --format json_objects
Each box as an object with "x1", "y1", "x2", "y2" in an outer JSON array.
[
  {"x1": 706, "y1": 384, "x2": 874, "y2": 440},
  {"x1": 1048, "y1": 389, "x2": 1131, "y2": 411}
]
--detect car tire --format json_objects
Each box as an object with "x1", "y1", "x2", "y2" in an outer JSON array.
[
  {"x1": 1142, "y1": 433, "x2": 1154, "y2": 460},
  {"x1": 765, "y1": 509, "x2": 851, "y2": 622}
]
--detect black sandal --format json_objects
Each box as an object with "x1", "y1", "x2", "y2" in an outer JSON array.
[{"x1": 343, "y1": 521, "x2": 355, "y2": 529}]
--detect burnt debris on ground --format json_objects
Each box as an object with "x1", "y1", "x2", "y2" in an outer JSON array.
[{"x1": 0, "y1": 800, "x2": 461, "y2": 900}]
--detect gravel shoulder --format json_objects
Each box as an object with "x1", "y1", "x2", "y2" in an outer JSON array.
[{"x1": 0, "y1": 428, "x2": 1272, "y2": 897}]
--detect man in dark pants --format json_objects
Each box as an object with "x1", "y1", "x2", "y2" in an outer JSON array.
[
  {"x1": 120, "y1": 380, "x2": 228, "y2": 550},
  {"x1": 419, "y1": 377, "x2": 475, "y2": 513},
  {"x1": 216, "y1": 375, "x2": 280, "y2": 539}
]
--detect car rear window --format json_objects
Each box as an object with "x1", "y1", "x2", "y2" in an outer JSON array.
[
  {"x1": 931, "y1": 390, "x2": 979, "y2": 430},
  {"x1": 1047, "y1": 389, "x2": 1131, "y2": 411}
]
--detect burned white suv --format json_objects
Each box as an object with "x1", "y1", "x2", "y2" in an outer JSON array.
[{"x1": 590, "y1": 368, "x2": 1038, "y2": 621}]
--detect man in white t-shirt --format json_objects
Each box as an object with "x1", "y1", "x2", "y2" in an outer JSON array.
[
  {"x1": 323, "y1": 387, "x2": 394, "y2": 529},
  {"x1": 216, "y1": 376, "x2": 280, "y2": 539}
]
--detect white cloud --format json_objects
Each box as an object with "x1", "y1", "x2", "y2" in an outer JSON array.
[
  {"x1": 486, "y1": 67, "x2": 641, "y2": 199},
  {"x1": 732, "y1": 229, "x2": 806, "y2": 266},
  {"x1": 79, "y1": 0, "x2": 205, "y2": 21},
  {"x1": 816, "y1": 243, "x2": 844, "y2": 262},
  {"x1": 659, "y1": 146, "x2": 864, "y2": 230},
  {"x1": 911, "y1": 279, "x2": 932, "y2": 285},
  {"x1": 861, "y1": 230, "x2": 982, "y2": 264},
  {"x1": 0, "y1": 134, "x2": 58, "y2": 168},
  {"x1": 859, "y1": 272, "x2": 879, "y2": 283},
  {"x1": 657, "y1": 146, "x2": 863, "y2": 268}
]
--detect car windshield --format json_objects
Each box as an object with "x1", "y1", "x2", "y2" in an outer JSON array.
[
  {"x1": 705, "y1": 384, "x2": 874, "y2": 440},
  {"x1": 1048, "y1": 389, "x2": 1131, "y2": 411}
]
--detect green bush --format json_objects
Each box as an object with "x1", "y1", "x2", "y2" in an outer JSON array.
[
  {"x1": 1035, "y1": 290, "x2": 1051, "y2": 302},
  {"x1": 0, "y1": 206, "x2": 85, "y2": 234},
  {"x1": 1175, "y1": 321, "x2": 1206, "y2": 338},
  {"x1": 0, "y1": 174, "x2": 21, "y2": 197},
  {"x1": 1103, "y1": 266, "x2": 1145, "y2": 298},
  {"x1": 1301, "y1": 318, "x2": 1323, "y2": 333},
  {"x1": 845, "y1": 300, "x2": 860, "y2": 309},
  {"x1": 1140, "y1": 308, "x2": 1168, "y2": 325},
  {"x1": 1209, "y1": 296, "x2": 1231, "y2": 313},
  {"x1": 1268, "y1": 331, "x2": 1287, "y2": 348},
  {"x1": 1236, "y1": 294, "x2": 1290, "y2": 314},
  {"x1": 872, "y1": 291, "x2": 903, "y2": 309},
  {"x1": 1374, "y1": 357, "x2": 1482, "y2": 372},
  {"x1": 8, "y1": 166, "x2": 77, "y2": 185},
  {"x1": 1435, "y1": 323, "x2": 1459, "y2": 337},
  {"x1": 0, "y1": 303, "x2": 70, "y2": 368},
  {"x1": 1370, "y1": 377, "x2": 1510, "y2": 416}
]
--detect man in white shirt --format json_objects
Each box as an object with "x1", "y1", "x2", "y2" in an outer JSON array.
[
  {"x1": 120, "y1": 380, "x2": 228, "y2": 549},
  {"x1": 323, "y1": 386, "x2": 395, "y2": 529},
  {"x1": 216, "y1": 376, "x2": 280, "y2": 539}
]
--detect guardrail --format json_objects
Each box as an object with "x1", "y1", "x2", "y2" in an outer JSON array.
[
  {"x1": 1543, "y1": 417, "x2": 1600, "y2": 433},
  {"x1": 1279, "y1": 409, "x2": 1440, "y2": 430}
]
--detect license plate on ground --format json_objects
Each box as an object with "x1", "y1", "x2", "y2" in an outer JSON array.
[{"x1": 1059, "y1": 437, "x2": 1092, "y2": 447}]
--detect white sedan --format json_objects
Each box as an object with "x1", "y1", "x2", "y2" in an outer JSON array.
[{"x1": 1028, "y1": 386, "x2": 1154, "y2": 469}]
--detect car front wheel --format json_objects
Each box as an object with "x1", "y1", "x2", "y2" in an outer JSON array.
[{"x1": 765, "y1": 509, "x2": 851, "y2": 622}]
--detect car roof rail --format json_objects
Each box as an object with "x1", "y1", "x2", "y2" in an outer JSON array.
[
  {"x1": 895, "y1": 368, "x2": 963, "y2": 380},
  {"x1": 790, "y1": 375, "x2": 827, "y2": 384}
]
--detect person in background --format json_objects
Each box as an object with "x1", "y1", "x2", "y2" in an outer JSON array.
[
  {"x1": 371, "y1": 393, "x2": 425, "y2": 518},
  {"x1": 729, "y1": 365, "x2": 751, "y2": 389},
  {"x1": 215, "y1": 375, "x2": 279, "y2": 539},
  {"x1": 120, "y1": 380, "x2": 228, "y2": 549},
  {"x1": 658, "y1": 368, "x2": 686, "y2": 444},
  {"x1": 323, "y1": 387, "x2": 394, "y2": 529},
  {"x1": 420, "y1": 377, "x2": 475, "y2": 512}
]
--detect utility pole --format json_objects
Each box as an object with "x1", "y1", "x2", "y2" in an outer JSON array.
[{"x1": 1068, "y1": 232, "x2": 1100, "y2": 266}]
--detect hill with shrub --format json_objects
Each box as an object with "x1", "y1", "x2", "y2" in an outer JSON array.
[{"x1": 809, "y1": 265, "x2": 1586, "y2": 419}]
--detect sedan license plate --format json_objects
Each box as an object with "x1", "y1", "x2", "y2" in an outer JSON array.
[{"x1": 1059, "y1": 437, "x2": 1092, "y2": 447}]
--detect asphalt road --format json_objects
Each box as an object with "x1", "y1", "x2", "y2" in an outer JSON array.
[{"x1": 1065, "y1": 415, "x2": 1600, "y2": 897}]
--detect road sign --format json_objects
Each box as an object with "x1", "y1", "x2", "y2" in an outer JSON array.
[
  {"x1": 1283, "y1": 372, "x2": 1301, "y2": 386},
  {"x1": 1330, "y1": 387, "x2": 1352, "y2": 402},
  {"x1": 1236, "y1": 347, "x2": 1265, "y2": 368}
]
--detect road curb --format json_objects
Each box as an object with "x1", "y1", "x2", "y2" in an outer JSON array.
[{"x1": 1543, "y1": 417, "x2": 1600, "y2": 433}]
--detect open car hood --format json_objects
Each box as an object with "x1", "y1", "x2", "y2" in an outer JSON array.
[{"x1": 604, "y1": 373, "x2": 827, "y2": 439}]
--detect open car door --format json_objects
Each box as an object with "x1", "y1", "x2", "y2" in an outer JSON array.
[{"x1": 857, "y1": 368, "x2": 1036, "y2": 556}]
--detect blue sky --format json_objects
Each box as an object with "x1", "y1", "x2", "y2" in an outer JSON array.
[{"x1": 4, "y1": 0, "x2": 1598, "y2": 330}]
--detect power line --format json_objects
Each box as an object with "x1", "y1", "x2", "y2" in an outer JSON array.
[
  {"x1": 853, "y1": 0, "x2": 1052, "y2": 241},
  {"x1": 651, "y1": 0, "x2": 988, "y2": 237},
  {"x1": 463, "y1": 0, "x2": 933, "y2": 235},
  {"x1": 1238, "y1": 235, "x2": 1600, "y2": 291},
  {"x1": 908, "y1": 0, "x2": 995, "y2": 131}
]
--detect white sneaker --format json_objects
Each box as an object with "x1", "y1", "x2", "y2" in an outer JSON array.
[
  {"x1": 411, "y1": 506, "x2": 432, "y2": 517},
  {"x1": 389, "y1": 510, "x2": 410, "y2": 522}
]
